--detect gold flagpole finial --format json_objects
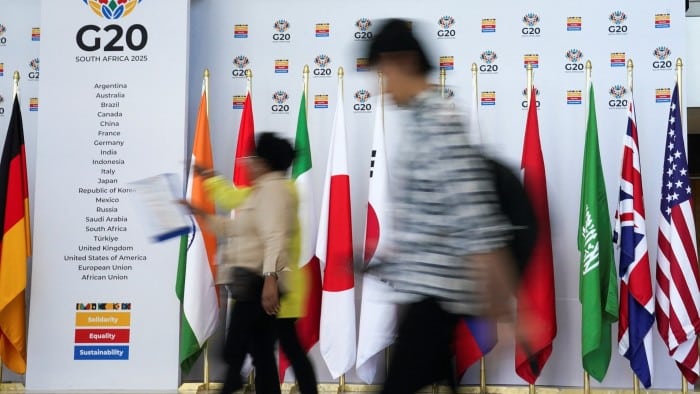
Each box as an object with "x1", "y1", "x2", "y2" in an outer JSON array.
[
  {"x1": 471, "y1": 62, "x2": 478, "y2": 74},
  {"x1": 13, "y1": 71, "x2": 20, "y2": 98},
  {"x1": 440, "y1": 68, "x2": 447, "y2": 98},
  {"x1": 203, "y1": 68, "x2": 209, "y2": 78},
  {"x1": 245, "y1": 69, "x2": 253, "y2": 95},
  {"x1": 338, "y1": 66, "x2": 344, "y2": 78},
  {"x1": 585, "y1": 60, "x2": 592, "y2": 88},
  {"x1": 676, "y1": 58, "x2": 684, "y2": 122},
  {"x1": 627, "y1": 59, "x2": 634, "y2": 94},
  {"x1": 303, "y1": 64, "x2": 310, "y2": 76}
]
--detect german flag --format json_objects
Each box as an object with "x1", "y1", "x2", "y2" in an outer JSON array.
[{"x1": 0, "y1": 95, "x2": 30, "y2": 374}]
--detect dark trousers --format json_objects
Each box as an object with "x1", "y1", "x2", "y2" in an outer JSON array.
[
  {"x1": 381, "y1": 298, "x2": 459, "y2": 394},
  {"x1": 221, "y1": 299, "x2": 280, "y2": 394},
  {"x1": 277, "y1": 318, "x2": 318, "y2": 394}
]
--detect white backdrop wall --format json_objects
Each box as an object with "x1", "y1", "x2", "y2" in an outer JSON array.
[
  {"x1": 187, "y1": 0, "x2": 689, "y2": 389},
  {"x1": 0, "y1": 0, "x2": 697, "y2": 389}
]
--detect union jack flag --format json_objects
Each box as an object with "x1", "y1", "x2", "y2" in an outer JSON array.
[
  {"x1": 613, "y1": 97, "x2": 654, "y2": 387},
  {"x1": 656, "y1": 83, "x2": 700, "y2": 383}
]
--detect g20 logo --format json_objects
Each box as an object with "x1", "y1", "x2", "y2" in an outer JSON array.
[
  {"x1": 608, "y1": 85, "x2": 628, "y2": 108},
  {"x1": 313, "y1": 54, "x2": 332, "y2": 76},
  {"x1": 273, "y1": 19, "x2": 291, "y2": 41},
  {"x1": 232, "y1": 55, "x2": 249, "y2": 78},
  {"x1": 437, "y1": 16, "x2": 455, "y2": 38},
  {"x1": 652, "y1": 46, "x2": 672, "y2": 69},
  {"x1": 77, "y1": 0, "x2": 147, "y2": 51},
  {"x1": 354, "y1": 18, "x2": 373, "y2": 40},
  {"x1": 28, "y1": 58, "x2": 39, "y2": 80},
  {"x1": 0, "y1": 24, "x2": 7, "y2": 45},
  {"x1": 479, "y1": 50, "x2": 498, "y2": 73},
  {"x1": 564, "y1": 49, "x2": 584, "y2": 71},
  {"x1": 521, "y1": 88, "x2": 541, "y2": 108},
  {"x1": 271, "y1": 91, "x2": 289, "y2": 112},
  {"x1": 522, "y1": 13, "x2": 540, "y2": 35},
  {"x1": 354, "y1": 90, "x2": 372, "y2": 111},
  {"x1": 608, "y1": 11, "x2": 628, "y2": 33}
]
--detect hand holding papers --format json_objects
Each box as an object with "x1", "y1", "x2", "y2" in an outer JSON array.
[{"x1": 129, "y1": 173, "x2": 191, "y2": 242}]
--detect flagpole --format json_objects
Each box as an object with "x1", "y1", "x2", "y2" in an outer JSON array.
[
  {"x1": 582, "y1": 60, "x2": 592, "y2": 394},
  {"x1": 676, "y1": 58, "x2": 683, "y2": 123},
  {"x1": 526, "y1": 63, "x2": 533, "y2": 102},
  {"x1": 626, "y1": 59, "x2": 634, "y2": 94},
  {"x1": 525, "y1": 62, "x2": 536, "y2": 394},
  {"x1": 380, "y1": 67, "x2": 389, "y2": 387},
  {"x1": 336, "y1": 65, "x2": 346, "y2": 394},
  {"x1": 480, "y1": 357, "x2": 487, "y2": 394},
  {"x1": 202, "y1": 66, "x2": 211, "y2": 394},
  {"x1": 440, "y1": 68, "x2": 446, "y2": 98},
  {"x1": 303, "y1": 64, "x2": 310, "y2": 117},
  {"x1": 242, "y1": 68, "x2": 256, "y2": 394}
]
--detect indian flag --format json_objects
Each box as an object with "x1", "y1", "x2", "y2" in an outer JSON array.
[{"x1": 175, "y1": 78, "x2": 219, "y2": 372}]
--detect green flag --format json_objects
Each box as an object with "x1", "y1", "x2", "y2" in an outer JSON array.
[{"x1": 578, "y1": 82, "x2": 619, "y2": 382}]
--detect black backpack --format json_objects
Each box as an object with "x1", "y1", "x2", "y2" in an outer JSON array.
[{"x1": 485, "y1": 157, "x2": 539, "y2": 279}]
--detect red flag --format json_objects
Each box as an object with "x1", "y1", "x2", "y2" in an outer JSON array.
[
  {"x1": 516, "y1": 87, "x2": 557, "y2": 384},
  {"x1": 0, "y1": 96, "x2": 30, "y2": 374},
  {"x1": 233, "y1": 92, "x2": 255, "y2": 187}
]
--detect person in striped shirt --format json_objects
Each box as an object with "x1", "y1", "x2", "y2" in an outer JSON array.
[{"x1": 365, "y1": 19, "x2": 516, "y2": 393}]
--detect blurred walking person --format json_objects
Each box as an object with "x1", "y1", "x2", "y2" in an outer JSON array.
[{"x1": 365, "y1": 19, "x2": 516, "y2": 393}]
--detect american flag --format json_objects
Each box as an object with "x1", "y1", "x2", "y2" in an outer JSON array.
[
  {"x1": 614, "y1": 97, "x2": 654, "y2": 387},
  {"x1": 656, "y1": 83, "x2": 700, "y2": 383}
]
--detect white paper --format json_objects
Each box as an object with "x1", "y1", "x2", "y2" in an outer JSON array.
[{"x1": 128, "y1": 173, "x2": 191, "y2": 242}]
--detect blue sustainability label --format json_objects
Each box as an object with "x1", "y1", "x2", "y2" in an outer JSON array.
[{"x1": 74, "y1": 345, "x2": 129, "y2": 360}]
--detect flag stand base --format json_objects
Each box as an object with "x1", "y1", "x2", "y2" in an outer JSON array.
[{"x1": 0, "y1": 383, "x2": 25, "y2": 392}]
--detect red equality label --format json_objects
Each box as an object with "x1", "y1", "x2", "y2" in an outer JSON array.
[{"x1": 75, "y1": 329, "x2": 130, "y2": 343}]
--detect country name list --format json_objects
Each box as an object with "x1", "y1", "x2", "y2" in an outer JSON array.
[{"x1": 64, "y1": 82, "x2": 147, "y2": 281}]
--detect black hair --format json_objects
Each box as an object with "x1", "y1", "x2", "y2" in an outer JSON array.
[
  {"x1": 367, "y1": 18, "x2": 433, "y2": 75},
  {"x1": 254, "y1": 132, "x2": 295, "y2": 172}
]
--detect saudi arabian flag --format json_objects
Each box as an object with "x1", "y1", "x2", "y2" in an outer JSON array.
[{"x1": 578, "y1": 81, "x2": 619, "y2": 382}]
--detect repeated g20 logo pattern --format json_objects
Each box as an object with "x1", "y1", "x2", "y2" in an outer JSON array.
[
  {"x1": 28, "y1": 58, "x2": 40, "y2": 80},
  {"x1": 271, "y1": 91, "x2": 290, "y2": 113},
  {"x1": 437, "y1": 16, "x2": 455, "y2": 38},
  {"x1": 564, "y1": 49, "x2": 584, "y2": 72},
  {"x1": 479, "y1": 50, "x2": 498, "y2": 73},
  {"x1": 313, "y1": 54, "x2": 332, "y2": 77},
  {"x1": 232, "y1": 55, "x2": 249, "y2": 78},
  {"x1": 652, "y1": 46, "x2": 672, "y2": 70},
  {"x1": 354, "y1": 18, "x2": 373, "y2": 40},
  {"x1": 353, "y1": 89, "x2": 372, "y2": 112},
  {"x1": 0, "y1": 24, "x2": 7, "y2": 45},
  {"x1": 273, "y1": 19, "x2": 291, "y2": 42},
  {"x1": 521, "y1": 13, "x2": 540, "y2": 36},
  {"x1": 608, "y1": 11, "x2": 628, "y2": 34},
  {"x1": 608, "y1": 85, "x2": 628, "y2": 108}
]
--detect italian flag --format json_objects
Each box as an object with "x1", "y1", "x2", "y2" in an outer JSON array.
[
  {"x1": 279, "y1": 91, "x2": 322, "y2": 379},
  {"x1": 175, "y1": 80, "x2": 219, "y2": 372}
]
